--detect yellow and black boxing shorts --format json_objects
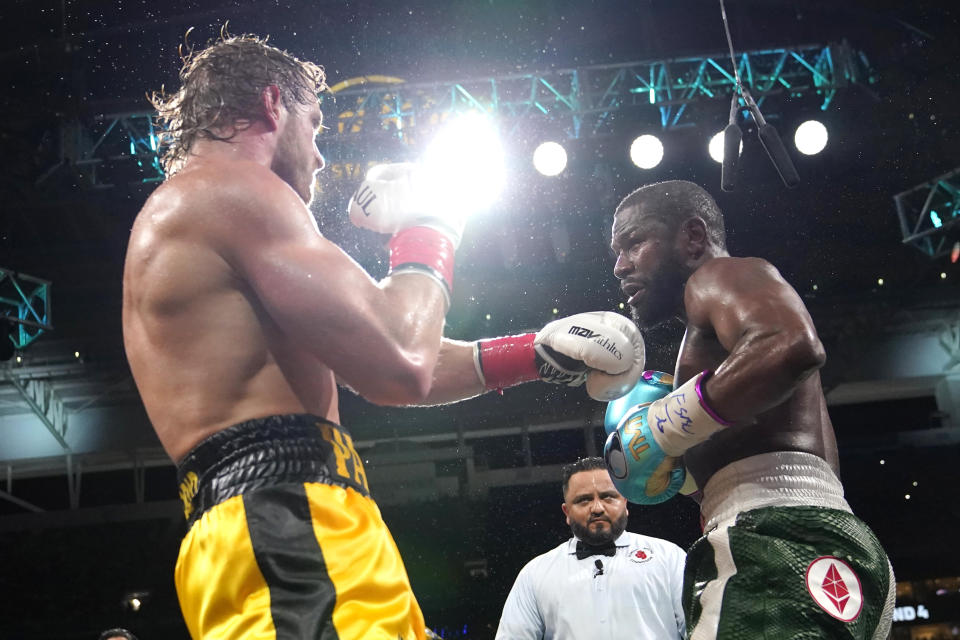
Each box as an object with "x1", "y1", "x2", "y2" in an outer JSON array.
[{"x1": 174, "y1": 414, "x2": 426, "y2": 640}]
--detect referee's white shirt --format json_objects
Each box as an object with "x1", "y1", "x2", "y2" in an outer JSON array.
[{"x1": 495, "y1": 530, "x2": 686, "y2": 640}]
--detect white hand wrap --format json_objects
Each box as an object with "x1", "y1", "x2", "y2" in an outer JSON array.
[{"x1": 646, "y1": 370, "x2": 732, "y2": 456}]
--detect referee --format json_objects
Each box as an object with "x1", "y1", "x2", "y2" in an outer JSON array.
[{"x1": 495, "y1": 457, "x2": 686, "y2": 639}]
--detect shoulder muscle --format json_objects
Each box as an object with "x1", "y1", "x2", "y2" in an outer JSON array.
[{"x1": 684, "y1": 257, "x2": 813, "y2": 351}]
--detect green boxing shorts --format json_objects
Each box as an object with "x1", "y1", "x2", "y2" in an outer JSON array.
[{"x1": 683, "y1": 451, "x2": 895, "y2": 640}]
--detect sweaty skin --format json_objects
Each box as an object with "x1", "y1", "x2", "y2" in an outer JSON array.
[
  {"x1": 612, "y1": 206, "x2": 839, "y2": 490},
  {"x1": 673, "y1": 257, "x2": 839, "y2": 488},
  {"x1": 122, "y1": 90, "x2": 482, "y2": 463}
]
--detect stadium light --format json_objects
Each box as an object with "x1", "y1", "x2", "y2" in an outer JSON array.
[
  {"x1": 709, "y1": 130, "x2": 741, "y2": 163},
  {"x1": 794, "y1": 120, "x2": 828, "y2": 155},
  {"x1": 533, "y1": 141, "x2": 568, "y2": 176},
  {"x1": 629, "y1": 135, "x2": 664, "y2": 169},
  {"x1": 421, "y1": 112, "x2": 506, "y2": 215}
]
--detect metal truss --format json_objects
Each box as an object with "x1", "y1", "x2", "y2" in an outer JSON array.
[
  {"x1": 325, "y1": 41, "x2": 868, "y2": 143},
  {"x1": 895, "y1": 166, "x2": 960, "y2": 259},
  {"x1": 46, "y1": 42, "x2": 869, "y2": 188},
  {"x1": 37, "y1": 111, "x2": 166, "y2": 189},
  {"x1": 0, "y1": 268, "x2": 52, "y2": 351}
]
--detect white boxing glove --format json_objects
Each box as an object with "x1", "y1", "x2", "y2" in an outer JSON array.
[
  {"x1": 535, "y1": 311, "x2": 646, "y2": 401},
  {"x1": 474, "y1": 311, "x2": 645, "y2": 401},
  {"x1": 348, "y1": 162, "x2": 464, "y2": 248}
]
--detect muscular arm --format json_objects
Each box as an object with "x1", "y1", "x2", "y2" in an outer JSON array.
[
  {"x1": 333, "y1": 338, "x2": 485, "y2": 405},
  {"x1": 204, "y1": 165, "x2": 449, "y2": 405},
  {"x1": 685, "y1": 257, "x2": 826, "y2": 424},
  {"x1": 419, "y1": 338, "x2": 486, "y2": 405},
  {"x1": 418, "y1": 308, "x2": 647, "y2": 405}
]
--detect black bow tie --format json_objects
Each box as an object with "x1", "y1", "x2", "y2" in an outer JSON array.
[{"x1": 576, "y1": 540, "x2": 617, "y2": 560}]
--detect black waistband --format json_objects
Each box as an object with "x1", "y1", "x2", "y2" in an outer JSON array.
[{"x1": 176, "y1": 414, "x2": 370, "y2": 527}]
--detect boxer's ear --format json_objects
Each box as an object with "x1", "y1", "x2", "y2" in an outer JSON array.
[
  {"x1": 679, "y1": 216, "x2": 709, "y2": 262},
  {"x1": 260, "y1": 85, "x2": 283, "y2": 131}
]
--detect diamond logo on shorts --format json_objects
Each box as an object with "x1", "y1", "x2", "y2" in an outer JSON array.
[{"x1": 804, "y1": 556, "x2": 863, "y2": 622}]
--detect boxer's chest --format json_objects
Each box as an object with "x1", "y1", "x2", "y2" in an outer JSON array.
[{"x1": 673, "y1": 327, "x2": 727, "y2": 386}]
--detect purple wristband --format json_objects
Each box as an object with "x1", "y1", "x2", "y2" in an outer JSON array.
[{"x1": 695, "y1": 370, "x2": 733, "y2": 426}]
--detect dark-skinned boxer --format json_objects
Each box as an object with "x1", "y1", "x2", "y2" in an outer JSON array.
[{"x1": 602, "y1": 180, "x2": 894, "y2": 640}]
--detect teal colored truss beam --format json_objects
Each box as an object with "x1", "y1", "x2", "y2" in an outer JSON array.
[
  {"x1": 39, "y1": 112, "x2": 166, "y2": 189},
  {"x1": 0, "y1": 268, "x2": 53, "y2": 350},
  {"x1": 895, "y1": 166, "x2": 960, "y2": 260},
  {"x1": 321, "y1": 41, "x2": 868, "y2": 144},
  {"x1": 58, "y1": 42, "x2": 870, "y2": 187}
]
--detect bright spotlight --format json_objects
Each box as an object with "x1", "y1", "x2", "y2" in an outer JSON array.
[
  {"x1": 630, "y1": 135, "x2": 664, "y2": 169},
  {"x1": 533, "y1": 141, "x2": 567, "y2": 176},
  {"x1": 708, "y1": 130, "x2": 742, "y2": 163},
  {"x1": 421, "y1": 112, "x2": 506, "y2": 216},
  {"x1": 794, "y1": 120, "x2": 828, "y2": 155}
]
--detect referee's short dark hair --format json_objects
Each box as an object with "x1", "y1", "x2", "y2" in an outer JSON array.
[
  {"x1": 98, "y1": 629, "x2": 138, "y2": 640},
  {"x1": 561, "y1": 456, "x2": 607, "y2": 498}
]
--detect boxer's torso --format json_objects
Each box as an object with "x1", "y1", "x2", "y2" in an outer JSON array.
[
  {"x1": 675, "y1": 312, "x2": 840, "y2": 491},
  {"x1": 122, "y1": 161, "x2": 339, "y2": 463}
]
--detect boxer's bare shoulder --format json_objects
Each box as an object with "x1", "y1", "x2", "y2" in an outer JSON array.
[
  {"x1": 122, "y1": 158, "x2": 335, "y2": 461},
  {"x1": 134, "y1": 159, "x2": 307, "y2": 247},
  {"x1": 682, "y1": 256, "x2": 820, "y2": 375},
  {"x1": 683, "y1": 257, "x2": 793, "y2": 331}
]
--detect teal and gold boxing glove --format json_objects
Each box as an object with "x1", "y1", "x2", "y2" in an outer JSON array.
[
  {"x1": 603, "y1": 370, "x2": 702, "y2": 505},
  {"x1": 604, "y1": 370, "x2": 675, "y2": 435}
]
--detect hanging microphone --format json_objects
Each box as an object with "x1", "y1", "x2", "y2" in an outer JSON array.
[
  {"x1": 594, "y1": 559, "x2": 604, "y2": 578},
  {"x1": 721, "y1": 125, "x2": 742, "y2": 192},
  {"x1": 757, "y1": 124, "x2": 800, "y2": 188},
  {"x1": 721, "y1": 93, "x2": 742, "y2": 192},
  {"x1": 718, "y1": 0, "x2": 798, "y2": 189},
  {"x1": 742, "y1": 89, "x2": 800, "y2": 188}
]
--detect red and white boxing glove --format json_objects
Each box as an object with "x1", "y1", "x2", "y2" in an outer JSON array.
[
  {"x1": 349, "y1": 163, "x2": 464, "y2": 307},
  {"x1": 473, "y1": 311, "x2": 645, "y2": 401}
]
